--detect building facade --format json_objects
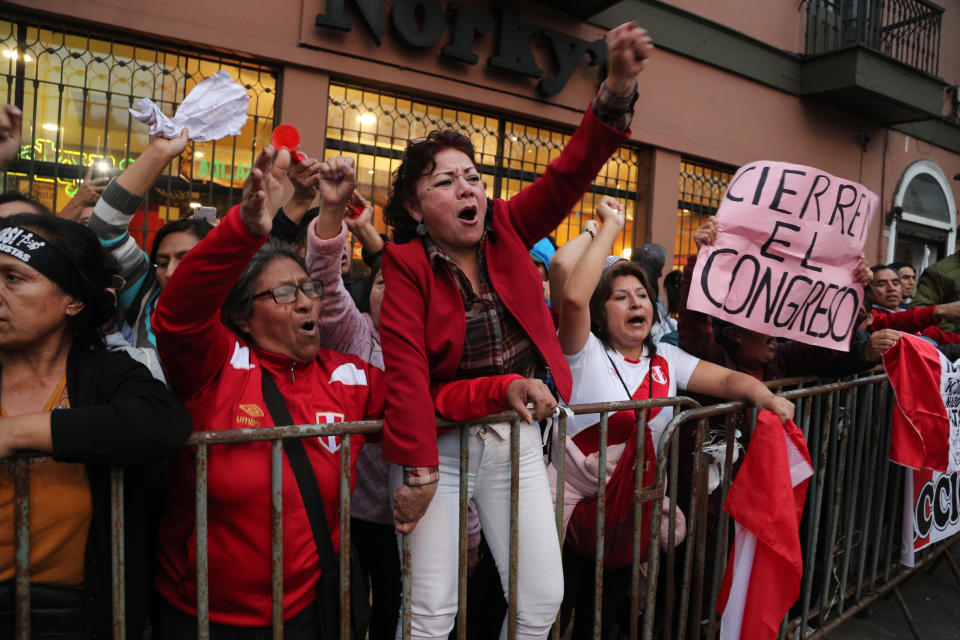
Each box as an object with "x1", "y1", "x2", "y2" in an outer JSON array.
[{"x1": 3, "y1": 0, "x2": 959, "y2": 272}]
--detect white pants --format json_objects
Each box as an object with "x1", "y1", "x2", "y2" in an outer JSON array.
[{"x1": 391, "y1": 423, "x2": 564, "y2": 640}]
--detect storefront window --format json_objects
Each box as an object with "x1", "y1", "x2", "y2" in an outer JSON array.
[
  {"x1": 673, "y1": 159, "x2": 734, "y2": 270},
  {"x1": 325, "y1": 82, "x2": 650, "y2": 260},
  {"x1": 0, "y1": 14, "x2": 278, "y2": 249}
]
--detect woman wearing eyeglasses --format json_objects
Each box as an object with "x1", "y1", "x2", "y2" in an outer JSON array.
[
  {"x1": 150, "y1": 147, "x2": 533, "y2": 638},
  {"x1": 146, "y1": 143, "x2": 388, "y2": 638}
]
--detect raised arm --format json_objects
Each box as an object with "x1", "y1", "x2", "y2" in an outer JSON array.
[
  {"x1": 305, "y1": 161, "x2": 381, "y2": 362},
  {"x1": 282, "y1": 155, "x2": 322, "y2": 225},
  {"x1": 58, "y1": 164, "x2": 108, "y2": 222},
  {"x1": 558, "y1": 197, "x2": 624, "y2": 356},
  {"x1": 153, "y1": 145, "x2": 291, "y2": 399},
  {"x1": 88, "y1": 132, "x2": 189, "y2": 312},
  {"x1": 0, "y1": 105, "x2": 21, "y2": 171},
  {"x1": 505, "y1": 23, "x2": 651, "y2": 246},
  {"x1": 314, "y1": 156, "x2": 356, "y2": 237},
  {"x1": 678, "y1": 217, "x2": 730, "y2": 364},
  {"x1": 548, "y1": 219, "x2": 598, "y2": 320},
  {"x1": 344, "y1": 191, "x2": 385, "y2": 257}
]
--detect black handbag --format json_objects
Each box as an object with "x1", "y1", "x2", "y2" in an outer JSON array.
[{"x1": 260, "y1": 369, "x2": 371, "y2": 640}]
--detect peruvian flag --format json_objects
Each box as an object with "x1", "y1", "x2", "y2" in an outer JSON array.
[
  {"x1": 715, "y1": 411, "x2": 813, "y2": 640},
  {"x1": 882, "y1": 333, "x2": 960, "y2": 473}
]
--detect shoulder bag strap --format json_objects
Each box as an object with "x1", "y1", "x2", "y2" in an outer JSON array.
[{"x1": 260, "y1": 368, "x2": 339, "y2": 573}]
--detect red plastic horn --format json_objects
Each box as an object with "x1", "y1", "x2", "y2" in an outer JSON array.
[
  {"x1": 346, "y1": 201, "x2": 365, "y2": 220},
  {"x1": 270, "y1": 124, "x2": 304, "y2": 163}
]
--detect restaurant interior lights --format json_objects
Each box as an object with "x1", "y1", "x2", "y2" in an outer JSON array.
[{"x1": 3, "y1": 50, "x2": 32, "y2": 62}]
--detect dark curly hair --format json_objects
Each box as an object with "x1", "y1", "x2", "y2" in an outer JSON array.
[
  {"x1": 0, "y1": 213, "x2": 119, "y2": 350},
  {"x1": 384, "y1": 130, "x2": 477, "y2": 244},
  {"x1": 589, "y1": 260, "x2": 659, "y2": 359}
]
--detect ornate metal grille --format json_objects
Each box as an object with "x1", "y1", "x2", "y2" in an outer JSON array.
[
  {"x1": 673, "y1": 158, "x2": 734, "y2": 270},
  {"x1": 803, "y1": 0, "x2": 943, "y2": 76},
  {"x1": 0, "y1": 12, "x2": 278, "y2": 248},
  {"x1": 325, "y1": 82, "x2": 651, "y2": 258}
]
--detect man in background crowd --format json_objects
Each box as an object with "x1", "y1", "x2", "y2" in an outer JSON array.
[
  {"x1": 890, "y1": 261, "x2": 917, "y2": 309},
  {"x1": 910, "y1": 252, "x2": 960, "y2": 331},
  {"x1": 632, "y1": 242, "x2": 677, "y2": 342}
]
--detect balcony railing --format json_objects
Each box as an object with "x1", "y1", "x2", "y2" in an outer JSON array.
[{"x1": 804, "y1": 0, "x2": 943, "y2": 76}]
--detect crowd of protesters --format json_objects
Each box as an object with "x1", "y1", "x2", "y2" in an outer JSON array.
[{"x1": 2, "y1": 19, "x2": 960, "y2": 640}]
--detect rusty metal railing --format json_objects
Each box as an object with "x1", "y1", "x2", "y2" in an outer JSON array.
[
  {"x1": 803, "y1": 0, "x2": 943, "y2": 76},
  {"x1": 6, "y1": 370, "x2": 958, "y2": 639},
  {"x1": 651, "y1": 372, "x2": 960, "y2": 639}
]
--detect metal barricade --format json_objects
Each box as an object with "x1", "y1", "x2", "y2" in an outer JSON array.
[
  {"x1": 5, "y1": 374, "x2": 960, "y2": 639},
  {"x1": 652, "y1": 372, "x2": 960, "y2": 640}
]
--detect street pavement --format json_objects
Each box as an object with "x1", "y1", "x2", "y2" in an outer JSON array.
[{"x1": 828, "y1": 542, "x2": 960, "y2": 639}]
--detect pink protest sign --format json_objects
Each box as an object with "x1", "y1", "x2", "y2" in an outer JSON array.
[{"x1": 687, "y1": 161, "x2": 877, "y2": 351}]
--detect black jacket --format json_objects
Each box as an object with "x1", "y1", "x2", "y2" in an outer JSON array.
[{"x1": 6, "y1": 343, "x2": 192, "y2": 639}]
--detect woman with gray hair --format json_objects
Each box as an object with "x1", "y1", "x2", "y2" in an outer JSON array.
[{"x1": 149, "y1": 146, "x2": 391, "y2": 638}]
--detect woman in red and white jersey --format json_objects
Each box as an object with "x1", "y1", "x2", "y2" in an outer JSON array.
[{"x1": 551, "y1": 196, "x2": 794, "y2": 638}]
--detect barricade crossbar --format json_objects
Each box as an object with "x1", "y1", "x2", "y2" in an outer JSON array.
[{"x1": 6, "y1": 373, "x2": 960, "y2": 640}]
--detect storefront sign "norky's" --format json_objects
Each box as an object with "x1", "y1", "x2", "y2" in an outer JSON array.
[{"x1": 315, "y1": 0, "x2": 606, "y2": 96}]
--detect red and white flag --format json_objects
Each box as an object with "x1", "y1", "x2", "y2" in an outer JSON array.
[
  {"x1": 882, "y1": 333, "x2": 960, "y2": 566},
  {"x1": 882, "y1": 333, "x2": 960, "y2": 473},
  {"x1": 716, "y1": 411, "x2": 813, "y2": 640}
]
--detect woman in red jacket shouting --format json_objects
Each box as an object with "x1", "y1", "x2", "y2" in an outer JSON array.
[
  {"x1": 151, "y1": 146, "x2": 548, "y2": 639},
  {"x1": 380, "y1": 21, "x2": 655, "y2": 640}
]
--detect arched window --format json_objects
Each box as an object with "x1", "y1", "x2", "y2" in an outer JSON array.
[{"x1": 887, "y1": 160, "x2": 956, "y2": 269}]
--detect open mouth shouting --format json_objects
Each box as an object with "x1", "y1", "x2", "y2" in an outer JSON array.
[
  {"x1": 298, "y1": 319, "x2": 318, "y2": 337},
  {"x1": 457, "y1": 205, "x2": 479, "y2": 224},
  {"x1": 626, "y1": 313, "x2": 647, "y2": 329}
]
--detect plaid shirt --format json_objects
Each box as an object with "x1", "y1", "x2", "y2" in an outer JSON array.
[
  {"x1": 402, "y1": 83, "x2": 635, "y2": 487},
  {"x1": 591, "y1": 81, "x2": 638, "y2": 131},
  {"x1": 429, "y1": 241, "x2": 540, "y2": 383},
  {"x1": 403, "y1": 230, "x2": 543, "y2": 485}
]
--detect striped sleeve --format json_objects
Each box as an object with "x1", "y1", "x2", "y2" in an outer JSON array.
[{"x1": 88, "y1": 179, "x2": 151, "y2": 310}]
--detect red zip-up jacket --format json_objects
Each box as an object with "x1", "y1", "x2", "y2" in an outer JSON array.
[
  {"x1": 380, "y1": 105, "x2": 629, "y2": 467},
  {"x1": 152, "y1": 207, "x2": 521, "y2": 625}
]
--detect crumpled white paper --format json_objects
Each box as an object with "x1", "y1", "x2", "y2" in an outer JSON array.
[{"x1": 129, "y1": 70, "x2": 250, "y2": 141}]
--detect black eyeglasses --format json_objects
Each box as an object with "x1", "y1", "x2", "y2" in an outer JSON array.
[{"x1": 252, "y1": 281, "x2": 321, "y2": 304}]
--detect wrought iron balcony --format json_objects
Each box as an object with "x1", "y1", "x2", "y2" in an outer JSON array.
[{"x1": 804, "y1": 0, "x2": 944, "y2": 76}]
